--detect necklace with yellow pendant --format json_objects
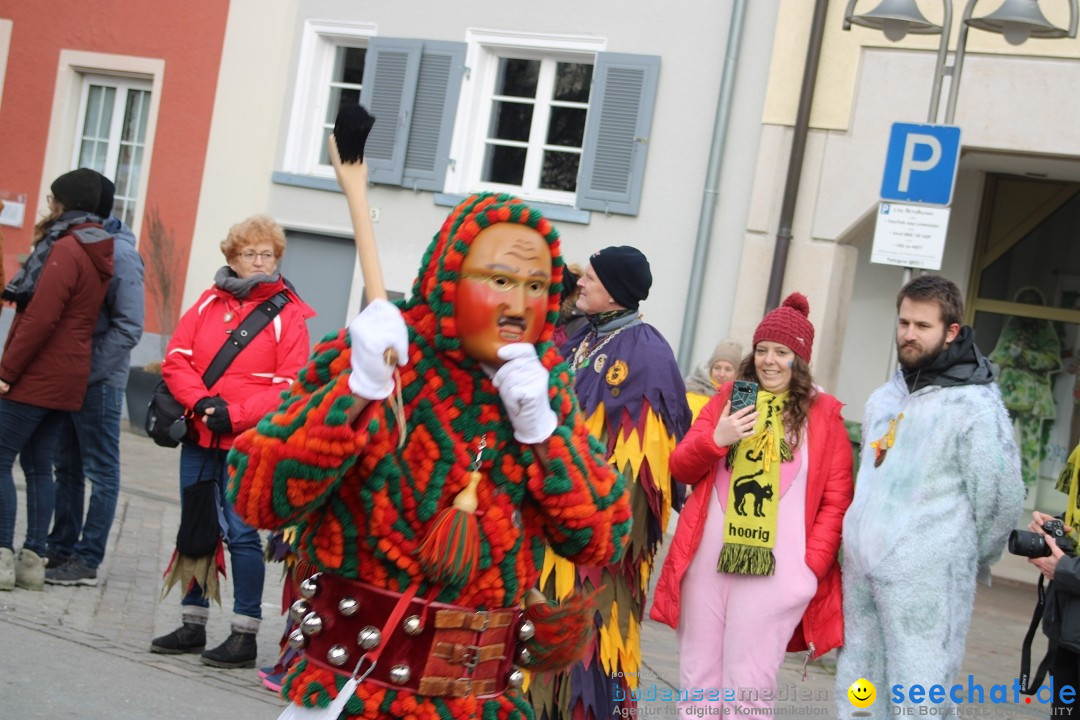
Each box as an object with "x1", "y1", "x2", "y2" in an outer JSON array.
[{"x1": 870, "y1": 413, "x2": 903, "y2": 467}]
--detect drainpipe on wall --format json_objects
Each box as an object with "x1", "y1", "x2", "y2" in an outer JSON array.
[
  {"x1": 676, "y1": 0, "x2": 749, "y2": 372},
  {"x1": 763, "y1": 0, "x2": 829, "y2": 313}
]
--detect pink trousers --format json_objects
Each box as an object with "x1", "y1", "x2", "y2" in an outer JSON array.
[{"x1": 675, "y1": 444, "x2": 817, "y2": 716}]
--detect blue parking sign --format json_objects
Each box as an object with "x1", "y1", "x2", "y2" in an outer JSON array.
[{"x1": 881, "y1": 123, "x2": 961, "y2": 206}]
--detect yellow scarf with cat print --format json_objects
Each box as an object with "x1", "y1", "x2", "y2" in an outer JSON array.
[{"x1": 718, "y1": 390, "x2": 791, "y2": 576}]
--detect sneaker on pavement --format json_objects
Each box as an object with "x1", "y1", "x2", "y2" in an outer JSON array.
[
  {"x1": 14, "y1": 548, "x2": 45, "y2": 591},
  {"x1": 201, "y1": 631, "x2": 257, "y2": 668},
  {"x1": 45, "y1": 556, "x2": 98, "y2": 586},
  {"x1": 45, "y1": 549, "x2": 70, "y2": 568},
  {"x1": 0, "y1": 548, "x2": 13, "y2": 591},
  {"x1": 150, "y1": 622, "x2": 207, "y2": 654}
]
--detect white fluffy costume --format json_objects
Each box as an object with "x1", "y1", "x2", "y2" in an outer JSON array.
[{"x1": 836, "y1": 327, "x2": 1023, "y2": 717}]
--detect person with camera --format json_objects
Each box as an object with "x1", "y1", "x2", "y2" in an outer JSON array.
[
  {"x1": 1026, "y1": 505, "x2": 1080, "y2": 714},
  {"x1": 835, "y1": 275, "x2": 1023, "y2": 718},
  {"x1": 651, "y1": 293, "x2": 854, "y2": 716},
  {"x1": 149, "y1": 215, "x2": 313, "y2": 668}
]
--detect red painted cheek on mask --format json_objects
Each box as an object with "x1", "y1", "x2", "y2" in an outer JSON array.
[
  {"x1": 521, "y1": 295, "x2": 548, "y2": 344},
  {"x1": 455, "y1": 281, "x2": 502, "y2": 355}
]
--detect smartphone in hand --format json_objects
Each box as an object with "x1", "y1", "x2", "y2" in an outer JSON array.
[{"x1": 730, "y1": 380, "x2": 759, "y2": 413}]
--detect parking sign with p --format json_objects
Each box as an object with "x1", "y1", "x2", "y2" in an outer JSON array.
[{"x1": 880, "y1": 123, "x2": 961, "y2": 206}]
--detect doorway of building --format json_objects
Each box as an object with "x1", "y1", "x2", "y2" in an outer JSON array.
[{"x1": 969, "y1": 175, "x2": 1080, "y2": 513}]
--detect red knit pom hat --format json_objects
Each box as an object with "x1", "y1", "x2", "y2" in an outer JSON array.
[{"x1": 752, "y1": 292, "x2": 814, "y2": 363}]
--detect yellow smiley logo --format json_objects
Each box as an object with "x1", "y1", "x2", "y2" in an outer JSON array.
[{"x1": 847, "y1": 678, "x2": 876, "y2": 709}]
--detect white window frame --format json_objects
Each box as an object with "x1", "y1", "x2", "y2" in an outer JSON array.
[
  {"x1": 71, "y1": 74, "x2": 153, "y2": 226},
  {"x1": 447, "y1": 29, "x2": 606, "y2": 205},
  {"x1": 282, "y1": 19, "x2": 377, "y2": 179},
  {"x1": 40, "y1": 51, "x2": 163, "y2": 241}
]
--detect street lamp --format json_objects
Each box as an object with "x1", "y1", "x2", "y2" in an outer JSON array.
[{"x1": 844, "y1": 0, "x2": 1078, "y2": 124}]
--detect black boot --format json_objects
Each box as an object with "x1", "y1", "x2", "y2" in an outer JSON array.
[
  {"x1": 150, "y1": 622, "x2": 206, "y2": 654},
  {"x1": 201, "y1": 631, "x2": 257, "y2": 668}
]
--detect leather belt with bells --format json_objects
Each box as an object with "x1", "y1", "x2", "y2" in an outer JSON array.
[{"x1": 288, "y1": 572, "x2": 532, "y2": 699}]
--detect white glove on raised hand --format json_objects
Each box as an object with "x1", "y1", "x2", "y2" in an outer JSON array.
[
  {"x1": 491, "y1": 343, "x2": 558, "y2": 445},
  {"x1": 347, "y1": 299, "x2": 409, "y2": 400}
]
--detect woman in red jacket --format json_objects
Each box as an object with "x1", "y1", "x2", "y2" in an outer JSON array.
[
  {"x1": 650, "y1": 293, "x2": 853, "y2": 715},
  {"x1": 0, "y1": 169, "x2": 114, "y2": 591},
  {"x1": 151, "y1": 215, "x2": 313, "y2": 669}
]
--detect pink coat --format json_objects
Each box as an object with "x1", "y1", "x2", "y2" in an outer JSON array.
[{"x1": 649, "y1": 382, "x2": 853, "y2": 658}]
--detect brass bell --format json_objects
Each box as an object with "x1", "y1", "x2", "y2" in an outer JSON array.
[
  {"x1": 298, "y1": 573, "x2": 322, "y2": 600},
  {"x1": 517, "y1": 619, "x2": 535, "y2": 641},
  {"x1": 507, "y1": 668, "x2": 525, "y2": 689},
  {"x1": 300, "y1": 612, "x2": 324, "y2": 636},
  {"x1": 289, "y1": 599, "x2": 311, "y2": 623},
  {"x1": 287, "y1": 628, "x2": 307, "y2": 650},
  {"x1": 403, "y1": 615, "x2": 424, "y2": 636},
  {"x1": 517, "y1": 647, "x2": 533, "y2": 665},
  {"x1": 338, "y1": 597, "x2": 360, "y2": 617},
  {"x1": 357, "y1": 625, "x2": 382, "y2": 650},
  {"x1": 388, "y1": 664, "x2": 412, "y2": 685},
  {"x1": 327, "y1": 645, "x2": 350, "y2": 667}
]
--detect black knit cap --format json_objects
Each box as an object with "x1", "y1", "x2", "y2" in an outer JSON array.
[
  {"x1": 51, "y1": 168, "x2": 102, "y2": 213},
  {"x1": 590, "y1": 245, "x2": 652, "y2": 310},
  {"x1": 95, "y1": 174, "x2": 115, "y2": 218}
]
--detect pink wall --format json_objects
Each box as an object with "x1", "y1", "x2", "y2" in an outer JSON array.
[{"x1": 0, "y1": 0, "x2": 230, "y2": 334}]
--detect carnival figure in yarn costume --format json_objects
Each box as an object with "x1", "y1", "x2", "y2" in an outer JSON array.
[
  {"x1": 227, "y1": 192, "x2": 631, "y2": 720},
  {"x1": 528, "y1": 247, "x2": 690, "y2": 720}
]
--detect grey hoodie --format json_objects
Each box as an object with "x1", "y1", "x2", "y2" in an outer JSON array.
[{"x1": 89, "y1": 216, "x2": 145, "y2": 387}]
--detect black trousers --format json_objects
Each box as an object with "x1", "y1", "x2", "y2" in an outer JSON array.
[{"x1": 1054, "y1": 647, "x2": 1080, "y2": 715}]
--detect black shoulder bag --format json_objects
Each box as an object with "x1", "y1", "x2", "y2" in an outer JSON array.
[{"x1": 146, "y1": 291, "x2": 290, "y2": 447}]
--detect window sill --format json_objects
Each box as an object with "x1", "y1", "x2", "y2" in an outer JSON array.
[
  {"x1": 433, "y1": 193, "x2": 591, "y2": 225},
  {"x1": 272, "y1": 172, "x2": 341, "y2": 193},
  {"x1": 270, "y1": 176, "x2": 592, "y2": 226}
]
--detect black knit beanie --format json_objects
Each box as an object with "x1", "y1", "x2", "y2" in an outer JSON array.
[
  {"x1": 95, "y1": 174, "x2": 115, "y2": 218},
  {"x1": 51, "y1": 168, "x2": 101, "y2": 213},
  {"x1": 590, "y1": 245, "x2": 651, "y2": 310}
]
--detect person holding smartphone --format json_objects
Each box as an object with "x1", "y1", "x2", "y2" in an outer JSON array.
[{"x1": 651, "y1": 293, "x2": 854, "y2": 716}]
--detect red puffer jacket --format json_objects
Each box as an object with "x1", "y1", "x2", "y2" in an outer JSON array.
[
  {"x1": 162, "y1": 277, "x2": 314, "y2": 449},
  {"x1": 649, "y1": 382, "x2": 854, "y2": 658}
]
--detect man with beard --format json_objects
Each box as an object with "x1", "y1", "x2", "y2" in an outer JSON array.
[{"x1": 835, "y1": 275, "x2": 1022, "y2": 718}]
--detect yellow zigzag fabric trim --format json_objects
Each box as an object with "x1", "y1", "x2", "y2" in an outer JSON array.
[
  {"x1": 597, "y1": 602, "x2": 642, "y2": 689},
  {"x1": 540, "y1": 549, "x2": 577, "y2": 602},
  {"x1": 584, "y1": 406, "x2": 679, "y2": 535}
]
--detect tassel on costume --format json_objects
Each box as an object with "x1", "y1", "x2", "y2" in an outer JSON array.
[
  {"x1": 521, "y1": 587, "x2": 601, "y2": 672},
  {"x1": 161, "y1": 540, "x2": 227, "y2": 605},
  {"x1": 717, "y1": 543, "x2": 776, "y2": 576},
  {"x1": 417, "y1": 470, "x2": 482, "y2": 586}
]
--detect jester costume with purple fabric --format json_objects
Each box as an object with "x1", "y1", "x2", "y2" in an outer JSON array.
[{"x1": 530, "y1": 252, "x2": 690, "y2": 720}]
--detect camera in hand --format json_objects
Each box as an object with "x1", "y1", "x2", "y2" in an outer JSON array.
[{"x1": 1009, "y1": 519, "x2": 1077, "y2": 558}]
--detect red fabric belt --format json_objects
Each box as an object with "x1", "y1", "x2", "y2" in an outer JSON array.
[{"x1": 294, "y1": 573, "x2": 525, "y2": 699}]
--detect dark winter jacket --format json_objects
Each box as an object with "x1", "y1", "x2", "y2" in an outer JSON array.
[
  {"x1": 0, "y1": 220, "x2": 114, "y2": 410},
  {"x1": 1046, "y1": 555, "x2": 1080, "y2": 653},
  {"x1": 89, "y1": 216, "x2": 145, "y2": 388}
]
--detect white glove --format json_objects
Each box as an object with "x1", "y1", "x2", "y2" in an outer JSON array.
[
  {"x1": 491, "y1": 343, "x2": 558, "y2": 445},
  {"x1": 347, "y1": 299, "x2": 409, "y2": 400}
]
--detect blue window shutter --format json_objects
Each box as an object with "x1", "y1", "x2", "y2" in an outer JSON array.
[
  {"x1": 359, "y1": 38, "x2": 422, "y2": 185},
  {"x1": 402, "y1": 41, "x2": 466, "y2": 192},
  {"x1": 576, "y1": 53, "x2": 661, "y2": 216}
]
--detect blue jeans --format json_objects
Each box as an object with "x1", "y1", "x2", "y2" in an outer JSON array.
[
  {"x1": 0, "y1": 398, "x2": 65, "y2": 553},
  {"x1": 179, "y1": 443, "x2": 264, "y2": 620},
  {"x1": 47, "y1": 382, "x2": 124, "y2": 569}
]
